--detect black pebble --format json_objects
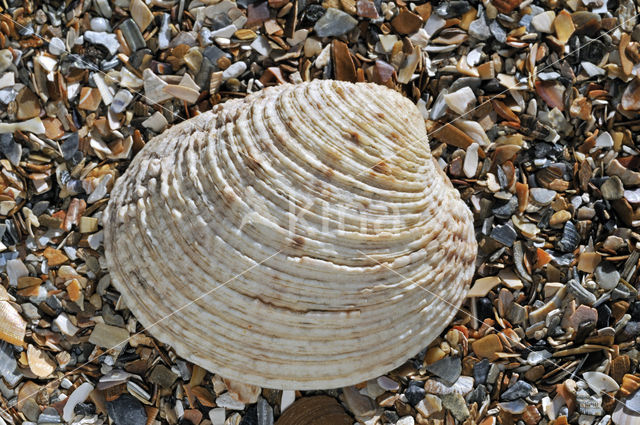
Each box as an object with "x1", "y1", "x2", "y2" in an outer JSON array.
[
  {"x1": 477, "y1": 297, "x2": 493, "y2": 322},
  {"x1": 106, "y1": 394, "x2": 147, "y2": 425},
  {"x1": 404, "y1": 381, "x2": 426, "y2": 406},
  {"x1": 239, "y1": 405, "x2": 258, "y2": 425}
]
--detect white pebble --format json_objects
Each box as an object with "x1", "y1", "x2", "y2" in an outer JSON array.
[
  {"x1": 222, "y1": 62, "x2": 247, "y2": 80},
  {"x1": 48, "y1": 37, "x2": 66, "y2": 56},
  {"x1": 54, "y1": 314, "x2": 79, "y2": 336},
  {"x1": 463, "y1": 143, "x2": 479, "y2": 178},
  {"x1": 280, "y1": 390, "x2": 295, "y2": 412},
  {"x1": 6, "y1": 259, "x2": 28, "y2": 287},
  {"x1": 209, "y1": 407, "x2": 226, "y2": 425}
]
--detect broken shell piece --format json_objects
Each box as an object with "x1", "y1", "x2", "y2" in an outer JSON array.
[
  {"x1": 444, "y1": 87, "x2": 476, "y2": 115},
  {"x1": 424, "y1": 376, "x2": 474, "y2": 395},
  {"x1": 103, "y1": 80, "x2": 477, "y2": 390},
  {"x1": 583, "y1": 371, "x2": 620, "y2": 394},
  {"x1": 0, "y1": 301, "x2": 27, "y2": 345},
  {"x1": 27, "y1": 344, "x2": 56, "y2": 378},
  {"x1": 275, "y1": 396, "x2": 353, "y2": 425}
]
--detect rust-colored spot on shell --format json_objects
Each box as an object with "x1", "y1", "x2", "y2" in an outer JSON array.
[
  {"x1": 275, "y1": 396, "x2": 353, "y2": 425},
  {"x1": 372, "y1": 161, "x2": 390, "y2": 175}
]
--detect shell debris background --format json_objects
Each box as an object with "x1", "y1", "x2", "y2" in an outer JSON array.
[{"x1": 0, "y1": 0, "x2": 639, "y2": 424}]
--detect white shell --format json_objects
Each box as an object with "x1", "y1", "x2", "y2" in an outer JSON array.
[
  {"x1": 612, "y1": 402, "x2": 640, "y2": 425},
  {"x1": 583, "y1": 371, "x2": 620, "y2": 394},
  {"x1": 103, "y1": 80, "x2": 477, "y2": 389}
]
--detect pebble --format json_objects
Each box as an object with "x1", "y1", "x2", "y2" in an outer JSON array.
[
  {"x1": 0, "y1": 133, "x2": 21, "y2": 166},
  {"x1": 257, "y1": 398, "x2": 273, "y2": 425},
  {"x1": 499, "y1": 399, "x2": 527, "y2": 414},
  {"x1": 444, "y1": 87, "x2": 476, "y2": 115},
  {"x1": 61, "y1": 133, "x2": 79, "y2": 160},
  {"x1": 90, "y1": 17, "x2": 111, "y2": 32},
  {"x1": 501, "y1": 381, "x2": 533, "y2": 401},
  {"x1": 343, "y1": 386, "x2": 377, "y2": 418},
  {"x1": 6, "y1": 259, "x2": 29, "y2": 287},
  {"x1": 441, "y1": 393, "x2": 469, "y2": 422},
  {"x1": 530, "y1": 188, "x2": 557, "y2": 205},
  {"x1": 600, "y1": 177, "x2": 624, "y2": 200},
  {"x1": 314, "y1": 8, "x2": 358, "y2": 37},
  {"x1": 88, "y1": 322, "x2": 129, "y2": 349},
  {"x1": 594, "y1": 262, "x2": 620, "y2": 290},
  {"x1": 416, "y1": 395, "x2": 442, "y2": 417},
  {"x1": 463, "y1": 143, "x2": 479, "y2": 178},
  {"x1": 210, "y1": 408, "x2": 226, "y2": 425},
  {"x1": 48, "y1": 37, "x2": 66, "y2": 55},
  {"x1": 568, "y1": 305, "x2": 598, "y2": 330},
  {"x1": 426, "y1": 356, "x2": 462, "y2": 385},
  {"x1": 107, "y1": 394, "x2": 147, "y2": 425},
  {"x1": 473, "y1": 358, "x2": 490, "y2": 385},
  {"x1": 396, "y1": 417, "x2": 414, "y2": 425},
  {"x1": 532, "y1": 11, "x2": 556, "y2": 33},
  {"x1": 223, "y1": 61, "x2": 248, "y2": 80},
  {"x1": 527, "y1": 350, "x2": 551, "y2": 366},
  {"x1": 149, "y1": 365, "x2": 178, "y2": 388},
  {"x1": 217, "y1": 392, "x2": 246, "y2": 410},
  {"x1": 404, "y1": 382, "x2": 426, "y2": 405},
  {"x1": 120, "y1": 18, "x2": 146, "y2": 52},
  {"x1": 84, "y1": 30, "x2": 120, "y2": 56},
  {"x1": 472, "y1": 334, "x2": 502, "y2": 359},
  {"x1": 280, "y1": 390, "x2": 295, "y2": 412}
]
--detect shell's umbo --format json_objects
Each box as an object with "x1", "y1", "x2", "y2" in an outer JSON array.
[{"x1": 103, "y1": 80, "x2": 477, "y2": 390}]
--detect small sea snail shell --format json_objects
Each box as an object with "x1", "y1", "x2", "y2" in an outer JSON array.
[{"x1": 103, "y1": 80, "x2": 477, "y2": 390}]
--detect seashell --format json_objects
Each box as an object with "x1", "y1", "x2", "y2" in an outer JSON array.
[
  {"x1": 583, "y1": 371, "x2": 620, "y2": 394},
  {"x1": 274, "y1": 396, "x2": 353, "y2": 425},
  {"x1": 26, "y1": 344, "x2": 56, "y2": 378},
  {"x1": 0, "y1": 300, "x2": 27, "y2": 346},
  {"x1": 103, "y1": 80, "x2": 477, "y2": 389},
  {"x1": 612, "y1": 402, "x2": 640, "y2": 425},
  {"x1": 424, "y1": 375, "x2": 474, "y2": 395}
]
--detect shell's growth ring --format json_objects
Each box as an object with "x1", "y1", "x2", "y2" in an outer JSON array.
[{"x1": 103, "y1": 80, "x2": 477, "y2": 390}]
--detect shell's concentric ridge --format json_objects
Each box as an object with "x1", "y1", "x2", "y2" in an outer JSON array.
[{"x1": 103, "y1": 80, "x2": 477, "y2": 390}]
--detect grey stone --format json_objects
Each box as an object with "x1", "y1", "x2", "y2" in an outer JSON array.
[
  {"x1": 441, "y1": 393, "x2": 470, "y2": 422},
  {"x1": 61, "y1": 133, "x2": 79, "y2": 161},
  {"x1": 314, "y1": 8, "x2": 358, "y2": 37},
  {"x1": 469, "y1": 16, "x2": 491, "y2": 40},
  {"x1": 257, "y1": 398, "x2": 274, "y2": 425},
  {"x1": 530, "y1": 188, "x2": 557, "y2": 205},
  {"x1": 120, "y1": 19, "x2": 146, "y2": 52},
  {"x1": 426, "y1": 356, "x2": 462, "y2": 386},
  {"x1": 107, "y1": 394, "x2": 147, "y2": 425},
  {"x1": 489, "y1": 20, "x2": 507, "y2": 43},
  {"x1": 594, "y1": 262, "x2": 620, "y2": 291},
  {"x1": 498, "y1": 399, "x2": 527, "y2": 414},
  {"x1": 148, "y1": 365, "x2": 178, "y2": 388},
  {"x1": 501, "y1": 381, "x2": 533, "y2": 401},
  {"x1": 0, "y1": 133, "x2": 21, "y2": 166}
]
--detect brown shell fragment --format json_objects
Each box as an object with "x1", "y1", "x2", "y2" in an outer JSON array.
[{"x1": 275, "y1": 396, "x2": 353, "y2": 425}]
